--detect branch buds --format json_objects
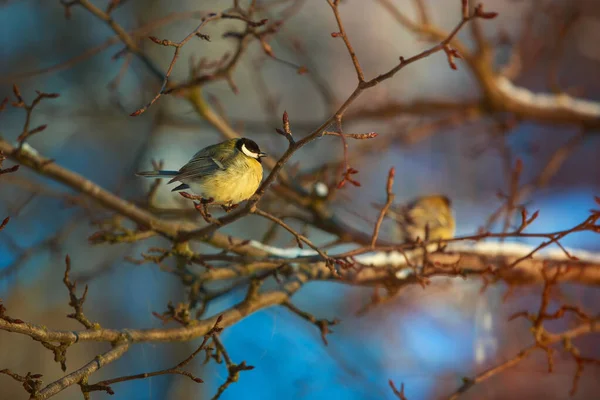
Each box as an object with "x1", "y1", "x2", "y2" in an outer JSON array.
[
  {"x1": 260, "y1": 40, "x2": 274, "y2": 58},
  {"x1": 0, "y1": 217, "x2": 9, "y2": 231},
  {"x1": 12, "y1": 84, "x2": 23, "y2": 105},
  {"x1": 276, "y1": 110, "x2": 295, "y2": 145},
  {"x1": 149, "y1": 36, "x2": 174, "y2": 47},
  {"x1": 282, "y1": 110, "x2": 290, "y2": 133},
  {"x1": 474, "y1": 3, "x2": 498, "y2": 19},
  {"x1": 462, "y1": 0, "x2": 469, "y2": 19},
  {"x1": 386, "y1": 167, "x2": 396, "y2": 194},
  {"x1": 514, "y1": 158, "x2": 523, "y2": 175},
  {"x1": 0, "y1": 97, "x2": 8, "y2": 114},
  {"x1": 443, "y1": 45, "x2": 462, "y2": 70},
  {"x1": 518, "y1": 208, "x2": 540, "y2": 233},
  {"x1": 338, "y1": 167, "x2": 360, "y2": 188}
]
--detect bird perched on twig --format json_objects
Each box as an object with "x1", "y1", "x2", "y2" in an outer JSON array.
[
  {"x1": 136, "y1": 138, "x2": 266, "y2": 215},
  {"x1": 373, "y1": 194, "x2": 455, "y2": 243}
]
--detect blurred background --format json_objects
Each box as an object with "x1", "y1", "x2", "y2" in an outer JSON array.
[{"x1": 1, "y1": 0, "x2": 600, "y2": 399}]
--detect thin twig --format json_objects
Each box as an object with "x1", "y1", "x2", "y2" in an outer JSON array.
[
  {"x1": 282, "y1": 301, "x2": 340, "y2": 345},
  {"x1": 371, "y1": 167, "x2": 395, "y2": 248},
  {"x1": 83, "y1": 316, "x2": 223, "y2": 396},
  {"x1": 327, "y1": 0, "x2": 365, "y2": 82}
]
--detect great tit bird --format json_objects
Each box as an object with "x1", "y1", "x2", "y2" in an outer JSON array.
[
  {"x1": 136, "y1": 138, "x2": 267, "y2": 207},
  {"x1": 373, "y1": 194, "x2": 455, "y2": 243}
]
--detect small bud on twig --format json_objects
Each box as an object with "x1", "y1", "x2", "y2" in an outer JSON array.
[
  {"x1": 12, "y1": 84, "x2": 23, "y2": 103},
  {"x1": 0, "y1": 217, "x2": 9, "y2": 231},
  {"x1": 515, "y1": 158, "x2": 523, "y2": 174},
  {"x1": 462, "y1": 0, "x2": 469, "y2": 19},
  {"x1": 474, "y1": 3, "x2": 498, "y2": 19},
  {"x1": 261, "y1": 40, "x2": 274, "y2": 57},
  {"x1": 0, "y1": 97, "x2": 8, "y2": 114},
  {"x1": 276, "y1": 110, "x2": 295, "y2": 145}
]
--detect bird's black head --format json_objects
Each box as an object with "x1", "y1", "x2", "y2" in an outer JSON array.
[{"x1": 236, "y1": 138, "x2": 267, "y2": 161}]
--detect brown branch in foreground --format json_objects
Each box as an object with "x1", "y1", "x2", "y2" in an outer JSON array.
[
  {"x1": 82, "y1": 316, "x2": 224, "y2": 397},
  {"x1": 40, "y1": 343, "x2": 129, "y2": 399},
  {"x1": 1, "y1": 247, "x2": 599, "y2": 398},
  {"x1": 0, "y1": 369, "x2": 44, "y2": 397},
  {"x1": 0, "y1": 266, "x2": 322, "y2": 351}
]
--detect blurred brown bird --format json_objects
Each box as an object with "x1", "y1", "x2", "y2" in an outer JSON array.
[{"x1": 373, "y1": 194, "x2": 455, "y2": 243}]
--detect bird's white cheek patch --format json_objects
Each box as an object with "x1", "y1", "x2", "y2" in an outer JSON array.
[{"x1": 241, "y1": 144, "x2": 259, "y2": 159}]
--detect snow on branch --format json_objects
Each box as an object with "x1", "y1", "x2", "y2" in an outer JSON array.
[
  {"x1": 251, "y1": 240, "x2": 600, "y2": 286},
  {"x1": 496, "y1": 76, "x2": 600, "y2": 119}
]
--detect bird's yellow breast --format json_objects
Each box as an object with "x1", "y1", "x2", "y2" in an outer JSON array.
[{"x1": 186, "y1": 157, "x2": 262, "y2": 205}]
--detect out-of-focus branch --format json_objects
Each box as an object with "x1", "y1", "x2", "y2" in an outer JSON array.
[
  {"x1": 485, "y1": 131, "x2": 587, "y2": 229},
  {"x1": 1, "y1": 10, "x2": 219, "y2": 83},
  {"x1": 447, "y1": 266, "x2": 600, "y2": 399},
  {"x1": 371, "y1": 167, "x2": 395, "y2": 248},
  {"x1": 376, "y1": 0, "x2": 600, "y2": 129},
  {"x1": 389, "y1": 380, "x2": 408, "y2": 400},
  {"x1": 61, "y1": 0, "x2": 165, "y2": 81}
]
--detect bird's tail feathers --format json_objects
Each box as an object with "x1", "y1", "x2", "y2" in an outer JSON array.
[{"x1": 135, "y1": 170, "x2": 178, "y2": 178}]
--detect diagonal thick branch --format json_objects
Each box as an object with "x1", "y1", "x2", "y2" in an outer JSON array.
[{"x1": 0, "y1": 137, "x2": 267, "y2": 257}]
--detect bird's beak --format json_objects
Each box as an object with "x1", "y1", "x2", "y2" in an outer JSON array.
[{"x1": 258, "y1": 152, "x2": 267, "y2": 158}]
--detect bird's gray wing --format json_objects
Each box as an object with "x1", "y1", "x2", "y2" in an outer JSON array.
[{"x1": 169, "y1": 142, "x2": 236, "y2": 183}]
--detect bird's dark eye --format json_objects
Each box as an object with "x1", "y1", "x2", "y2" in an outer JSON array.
[
  {"x1": 245, "y1": 139, "x2": 260, "y2": 153},
  {"x1": 237, "y1": 138, "x2": 261, "y2": 153}
]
